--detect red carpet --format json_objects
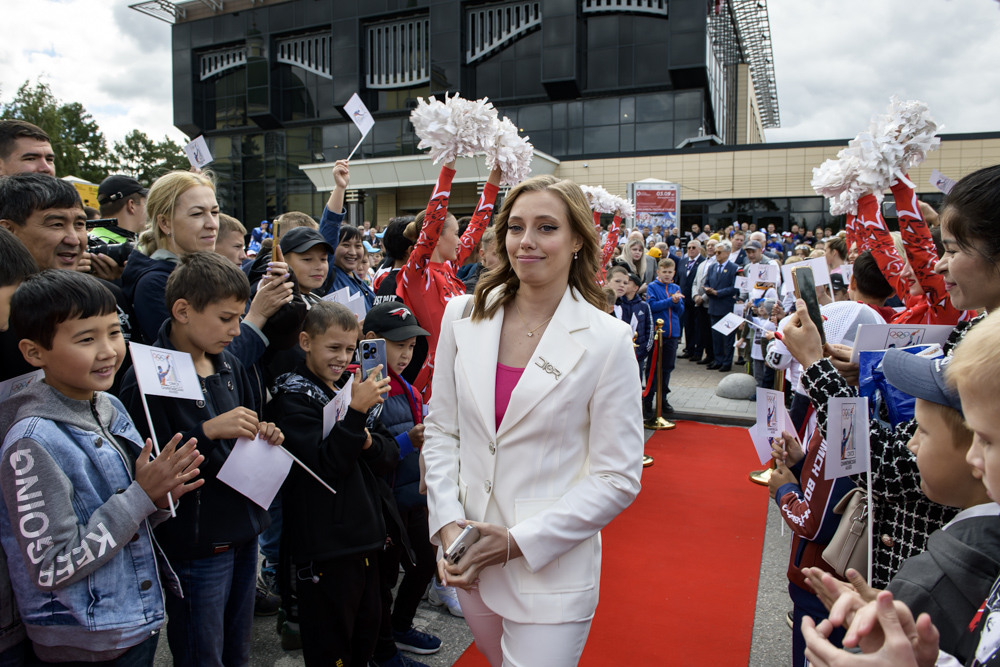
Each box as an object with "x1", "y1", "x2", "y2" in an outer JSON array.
[{"x1": 453, "y1": 421, "x2": 769, "y2": 667}]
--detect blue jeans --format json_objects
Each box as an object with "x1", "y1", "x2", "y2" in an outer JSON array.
[
  {"x1": 165, "y1": 540, "x2": 257, "y2": 667},
  {"x1": 4, "y1": 634, "x2": 159, "y2": 667},
  {"x1": 257, "y1": 493, "x2": 282, "y2": 566},
  {"x1": 789, "y1": 582, "x2": 844, "y2": 667}
]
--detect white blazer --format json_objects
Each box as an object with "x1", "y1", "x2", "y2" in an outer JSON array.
[{"x1": 423, "y1": 286, "x2": 644, "y2": 625}]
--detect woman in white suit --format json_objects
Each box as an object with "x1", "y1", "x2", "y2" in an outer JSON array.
[{"x1": 423, "y1": 175, "x2": 645, "y2": 666}]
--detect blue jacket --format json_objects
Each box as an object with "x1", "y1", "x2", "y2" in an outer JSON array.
[
  {"x1": 120, "y1": 251, "x2": 268, "y2": 377},
  {"x1": 704, "y1": 259, "x2": 739, "y2": 317},
  {"x1": 0, "y1": 383, "x2": 177, "y2": 660},
  {"x1": 618, "y1": 295, "x2": 654, "y2": 364},
  {"x1": 378, "y1": 373, "x2": 425, "y2": 512},
  {"x1": 646, "y1": 279, "x2": 684, "y2": 338},
  {"x1": 318, "y1": 206, "x2": 377, "y2": 309}
]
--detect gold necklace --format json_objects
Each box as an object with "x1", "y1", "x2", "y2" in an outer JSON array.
[{"x1": 514, "y1": 303, "x2": 553, "y2": 337}]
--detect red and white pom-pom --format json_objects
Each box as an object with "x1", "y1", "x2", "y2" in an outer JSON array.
[
  {"x1": 410, "y1": 94, "x2": 498, "y2": 165},
  {"x1": 484, "y1": 116, "x2": 533, "y2": 186}
]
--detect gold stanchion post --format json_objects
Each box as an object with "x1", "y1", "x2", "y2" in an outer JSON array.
[{"x1": 644, "y1": 318, "x2": 676, "y2": 432}]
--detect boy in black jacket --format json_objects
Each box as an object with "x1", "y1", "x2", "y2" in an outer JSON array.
[
  {"x1": 267, "y1": 301, "x2": 397, "y2": 666},
  {"x1": 120, "y1": 252, "x2": 284, "y2": 666}
]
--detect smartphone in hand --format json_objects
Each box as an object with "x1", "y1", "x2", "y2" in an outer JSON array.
[
  {"x1": 360, "y1": 338, "x2": 388, "y2": 383},
  {"x1": 791, "y1": 266, "x2": 826, "y2": 345},
  {"x1": 444, "y1": 524, "x2": 481, "y2": 565}
]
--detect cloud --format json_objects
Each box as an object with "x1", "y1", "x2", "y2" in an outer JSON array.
[
  {"x1": 0, "y1": 0, "x2": 184, "y2": 145},
  {"x1": 2, "y1": 0, "x2": 998, "y2": 151},
  {"x1": 765, "y1": 0, "x2": 1000, "y2": 142}
]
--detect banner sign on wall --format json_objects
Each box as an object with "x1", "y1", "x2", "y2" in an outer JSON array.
[{"x1": 628, "y1": 180, "x2": 681, "y2": 232}]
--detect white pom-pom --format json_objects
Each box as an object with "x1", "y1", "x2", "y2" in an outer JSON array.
[
  {"x1": 579, "y1": 185, "x2": 633, "y2": 217},
  {"x1": 811, "y1": 96, "x2": 940, "y2": 215},
  {"x1": 484, "y1": 116, "x2": 533, "y2": 186},
  {"x1": 410, "y1": 94, "x2": 498, "y2": 165},
  {"x1": 615, "y1": 197, "x2": 635, "y2": 218}
]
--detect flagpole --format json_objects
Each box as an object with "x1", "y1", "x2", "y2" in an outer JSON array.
[
  {"x1": 866, "y1": 468, "x2": 873, "y2": 581},
  {"x1": 136, "y1": 390, "x2": 177, "y2": 518},
  {"x1": 279, "y1": 446, "x2": 337, "y2": 495},
  {"x1": 346, "y1": 135, "x2": 364, "y2": 161},
  {"x1": 128, "y1": 342, "x2": 178, "y2": 517}
]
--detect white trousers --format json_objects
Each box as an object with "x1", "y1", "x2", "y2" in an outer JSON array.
[{"x1": 456, "y1": 588, "x2": 593, "y2": 667}]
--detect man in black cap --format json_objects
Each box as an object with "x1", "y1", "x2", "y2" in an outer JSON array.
[{"x1": 96, "y1": 174, "x2": 149, "y2": 242}]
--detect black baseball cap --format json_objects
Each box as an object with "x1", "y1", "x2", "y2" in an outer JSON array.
[
  {"x1": 362, "y1": 302, "x2": 429, "y2": 341},
  {"x1": 830, "y1": 273, "x2": 847, "y2": 292},
  {"x1": 882, "y1": 348, "x2": 963, "y2": 415},
  {"x1": 97, "y1": 174, "x2": 148, "y2": 205},
  {"x1": 279, "y1": 227, "x2": 333, "y2": 254}
]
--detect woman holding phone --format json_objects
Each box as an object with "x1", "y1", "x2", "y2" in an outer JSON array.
[{"x1": 422, "y1": 175, "x2": 644, "y2": 666}]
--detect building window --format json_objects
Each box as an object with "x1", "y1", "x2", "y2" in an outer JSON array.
[
  {"x1": 276, "y1": 33, "x2": 332, "y2": 79},
  {"x1": 466, "y1": 1, "x2": 543, "y2": 63},
  {"x1": 366, "y1": 16, "x2": 431, "y2": 90},
  {"x1": 199, "y1": 45, "x2": 247, "y2": 81},
  {"x1": 581, "y1": 0, "x2": 667, "y2": 16},
  {"x1": 202, "y1": 68, "x2": 248, "y2": 130}
]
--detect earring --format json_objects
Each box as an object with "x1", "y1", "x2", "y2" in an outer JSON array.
[{"x1": 573, "y1": 251, "x2": 578, "y2": 260}]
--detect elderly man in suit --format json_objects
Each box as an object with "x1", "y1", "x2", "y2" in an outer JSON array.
[
  {"x1": 703, "y1": 239, "x2": 740, "y2": 371},
  {"x1": 677, "y1": 239, "x2": 706, "y2": 359}
]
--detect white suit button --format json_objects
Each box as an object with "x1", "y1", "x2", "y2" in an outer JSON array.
[
  {"x1": 488, "y1": 442, "x2": 495, "y2": 455},
  {"x1": 484, "y1": 480, "x2": 492, "y2": 493}
]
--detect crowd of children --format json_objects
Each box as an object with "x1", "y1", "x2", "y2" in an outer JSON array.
[{"x1": 2, "y1": 110, "x2": 1000, "y2": 667}]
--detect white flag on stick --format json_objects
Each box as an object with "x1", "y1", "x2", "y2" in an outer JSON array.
[
  {"x1": 217, "y1": 435, "x2": 293, "y2": 509},
  {"x1": 183, "y1": 136, "x2": 213, "y2": 170},
  {"x1": 129, "y1": 343, "x2": 204, "y2": 401},
  {"x1": 0, "y1": 370, "x2": 44, "y2": 403},
  {"x1": 825, "y1": 397, "x2": 870, "y2": 480},
  {"x1": 344, "y1": 93, "x2": 374, "y2": 160},
  {"x1": 128, "y1": 342, "x2": 205, "y2": 518}
]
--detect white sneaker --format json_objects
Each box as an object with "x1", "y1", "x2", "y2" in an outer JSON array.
[{"x1": 427, "y1": 579, "x2": 464, "y2": 618}]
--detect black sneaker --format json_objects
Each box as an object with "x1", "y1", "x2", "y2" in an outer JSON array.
[
  {"x1": 259, "y1": 565, "x2": 277, "y2": 595},
  {"x1": 254, "y1": 581, "x2": 280, "y2": 616}
]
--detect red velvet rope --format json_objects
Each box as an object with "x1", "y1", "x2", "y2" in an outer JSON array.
[{"x1": 642, "y1": 334, "x2": 659, "y2": 398}]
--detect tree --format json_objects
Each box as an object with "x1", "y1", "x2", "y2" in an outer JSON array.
[
  {"x1": 0, "y1": 80, "x2": 108, "y2": 182},
  {"x1": 108, "y1": 130, "x2": 189, "y2": 187}
]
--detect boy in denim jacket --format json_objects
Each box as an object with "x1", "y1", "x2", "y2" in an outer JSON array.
[{"x1": 0, "y1": 271, "x2": 203, "y2": 664}]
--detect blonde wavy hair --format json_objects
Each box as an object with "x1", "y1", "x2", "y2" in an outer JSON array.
[
  {"x1": 472, "y1": 175, "x2": 605, "y2": 321},
  {"x1": 138, "y1": 170, "x2": 216, "y2": 255}
]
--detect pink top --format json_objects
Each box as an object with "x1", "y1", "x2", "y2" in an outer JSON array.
[{"x1": 495, "y1": 363, "x2": 525, "y2": 430}]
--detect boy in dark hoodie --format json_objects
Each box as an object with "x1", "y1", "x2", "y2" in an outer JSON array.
[
  {"x1": 120, "y1": 252, "x2": 285, "y2": 666},
  {"x1": 266, "y1": 301, "x2": 398, "y2": 666},
  {"x1": 0, "y1": 270, "x2": 204, "y2": 664},
  {"x1": 617, "y1": 272, "x2": 654, "y2": 419},
  {"x1": 362, "y1": 302, "x2": 442, "y2": 667}
]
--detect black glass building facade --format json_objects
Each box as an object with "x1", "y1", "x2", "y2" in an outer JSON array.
[{"x1": 171, "y1": 0, "x2": 767, "y2": 224}]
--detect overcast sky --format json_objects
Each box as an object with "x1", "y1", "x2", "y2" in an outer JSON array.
[{"x1": 2, "y1": 0, "x2": 999, "y2": 147}]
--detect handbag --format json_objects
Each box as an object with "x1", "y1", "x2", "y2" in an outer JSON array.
[{"x1": 822, "y1": 486, "x2": 868, "y2": 580}]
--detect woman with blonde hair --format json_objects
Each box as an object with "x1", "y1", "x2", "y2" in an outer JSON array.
[
  {"x1": 423, "y1": 174, "x2": 644, "y2": 666},
  {"x1": 618, "y1": 232, "x2": 656, "y2": 293},
  {"x1": 121, "y1": 170, "x2": 292, "y2": 367}
]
